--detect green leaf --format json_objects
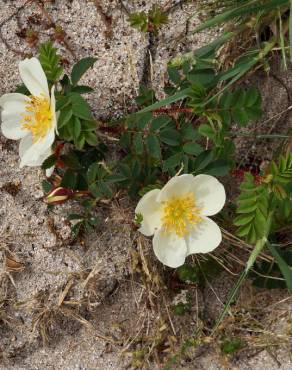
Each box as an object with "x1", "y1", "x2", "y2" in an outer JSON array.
[
  {"x1": 60, "y1": 169, "x2": 77, "y2": 189},
  {"x1": 220, "y1": 91, "x2": 233, "y2": 109},
  {"x1": 69, "y1": 93, "x2": 94, "y2": 121},
  {"x1": 182, "y1": 142, "x2": 203, "y2": 156},
  {"x1": 68, "y1": 213, "x2": 84, "y2": 221},
  {"x1": 193, "y1": 150, "x2": 213, "y2": 172},
  {"x1": 136, "y1": 112, "x2": 152, "y2": 130},
  {"x1": 204, "y1": 159, "x2": 230, "y2": 176},
  {"x1": 58, "y1": 106, "x2": 73, "y2": 129},
  {"x1": 42, "y1": 180, "x2": 53, "y2": 193},
  {"x1": 75, "y1": 133, "x2": 86, "y2": 150},
  {"x1": 198, "y1": 124, "x2": 215, "y2": 139},
  {"x1": 38, "y1": 41, "x2": 63, "y2": 83},
  {"x1": 84, "y1": 131, "x2": 98, "y2": 146},
  {"x1": 71, "y1": 57, "x2": 97, "y2": 86},
  {"x1": 82, "y1": 120, "x2": 97, "y2": 131},
  {"x1": 146, "y1": 134, "x2": 161, "y2": 158},
  {"x1": 231, "y1": 89, "x2": 245, "y2": 107},
  {"x1": 234, "y1": 213, "x2": 255, "y2": 226},
  {"x1": 90, "y1": 181, "x2": 112, "y2": 198},
  {"x1": 15, "y1": 84, "x2": 30, "y2": 95},
  {"x1": 235, "y1": 173, "x2": 270, "y2": 243},
  {"x1": 133, "y1": 132, "x2": 144, "y2": 155},
  {"x1": 186, "y1": 69, "x2": 216, "y2": 87},
  {"x1": 56, "y1": 95, "x2": 71, "y2": 111},
  {"x1": 245, "y1": 86, "x2": 260, "y2": 107},
  {"x1": 60, "y1": 152, "x2": 81, "y2": 170},
  {"x1": 167, "y1": 66, "x2": 181, "y2": 85},
  {"x1": 41, "y1": 154, "x2": 57, "y2": 170},
  {"x1": 151, "y1": 115, "x2": 172, "y2": 131},
  {"x1": 231, "y1": 108, "x2": 249, "y2": 126},
  {"x1": 163, "y1": 153, "x2": 182, "y2": 171},
  {"x1": 87, "y1": 163, "x2": 99, "y2": 184},
  {"x1": 119, "y1": 132, "x2": 131, "y2": 149},
  {"x1": 71, "y1": 85, "x2": 94, "y2": 94},
  {"x1": 159, "y1": 128, "x2": 181, "y2": 146},
  {"x1": 181, "y1": 125, "x2": 200, "y2": 141},
  {"x1": 71, "y1": 116, "x2": 81, "y2": 140}
]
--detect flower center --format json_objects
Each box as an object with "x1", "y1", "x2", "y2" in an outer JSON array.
[
  {"x1": 22, "y1": 95, "x2": 52, "y2": 142},
  {"x1": 161, "y1": 193, "x2": 202, "y2": 237}
]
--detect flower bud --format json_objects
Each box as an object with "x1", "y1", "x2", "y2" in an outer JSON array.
[{"x1": 44, "y1": 187, "x2": 74, "y2": 205}]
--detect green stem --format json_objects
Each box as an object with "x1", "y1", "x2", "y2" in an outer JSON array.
[
  {"x1": 211, "y1": 212, "x2": 273, "y2": 335},
  {"x1": 228, "y1": 132, "x2": 290, "y2": 139}
]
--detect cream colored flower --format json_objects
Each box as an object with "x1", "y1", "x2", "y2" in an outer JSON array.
[
  {"x1": 135, "y1": 174, "x2": 226, "y2": 268},
  {"x1": 0, "y1": 57, "x2": 56, "y2": 168}
]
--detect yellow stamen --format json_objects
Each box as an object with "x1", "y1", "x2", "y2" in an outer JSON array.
[
  {"x1": 162, "y1": 193, "x2": 201, "y2": 237},
  {"x1": 22, "y1": 95, "x2": 52, "y2": 142}
]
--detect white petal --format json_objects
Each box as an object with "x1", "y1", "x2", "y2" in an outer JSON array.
[
  {"x1": 153, "y1": 229, "x2": 187, "y2": 268},
  {"x1": 46, "y1": 166, "x2": 55, "y2": 178},
  {"x1": 135, "y1": 189, "x2": 162, "y2": 236},
  {"x1": 19, "y1": 128, "x2": 55, "y2": 168},
  {"x1": 50, "y1": 86, "x2": 58, "y2": 134},
  {"x1": 157, "y1": 174, "x2": 195, "y2": 202},
  {"x1": 0, "y1": 93, "x2": 30, "y2": 139},
  {"x1": 185, "y1": 216, "x2": 222, "y2": 254},
  {"x1": 191, "y1": 174, "x2": 226, "y2": 216},
  {"x1": 19, "y1": 57, "x2": 49, "y2": 98}
]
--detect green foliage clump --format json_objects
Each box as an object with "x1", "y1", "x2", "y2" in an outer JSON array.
[
  {"x1": 220, "y1": 337, "x2": 243, "y2": 354},
  {"x1": 39, "y1": 42, "x2": 64, "y2": 84},
  {"x1": 234, "y1": 173, "x2": 269, "y2": 244},
  {"x1": 128, "y1": 6, "x2": 168, "y2": 33}
]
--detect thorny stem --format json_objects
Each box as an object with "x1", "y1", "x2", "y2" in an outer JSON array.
[
  {"x1": 153, "y1": 107, "x2": 193, "y2": 114},
  {"x1": 211, "y1": 211, "x2": 274, "y2": 335}
]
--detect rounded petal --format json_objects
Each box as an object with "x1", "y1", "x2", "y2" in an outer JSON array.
[
  {"x1": 185, "y1": 216, "x2": 222, "y2": 255},
  {"x1": 50, "y1": 86, "x2": 57, "y2": 134},
  {"x1": 46, "y1": 165, "x2": 55, "y2": 178},
  {"x1": 135, "y1": 189, "x2": 162, "y2": 236},
  {"x1": 0, "y1": 93, "x2": 30, "y2": 139},
  {"x1": 191, "y1": 174, "x2": 226, "y2": 216},
  {"x1": 153, "y1": 230, "x2": 187, "y2": 268},
  {"x1": 19, "y1": 129, "x2": 55, "y2": 168},
  {"x1": 157, "y1": 174, "x2": 195, "y2": 202},
  {"x1": 19, "y1": 57, "x2": 49, "y2": 98}
]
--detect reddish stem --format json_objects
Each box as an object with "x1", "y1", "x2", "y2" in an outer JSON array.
[{"x1": 153, "y1": 107, "x2": 193, "y2": 114}]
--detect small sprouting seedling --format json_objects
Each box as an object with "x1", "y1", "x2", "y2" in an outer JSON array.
[
  {"x1": 177, "y1": 264, "x2": 200, "y2": 283},
  {"x1": 134, "y1": 212, "x2": 143, "y2": 228},
  {"x1": 220, "y1": 337, "x2": 243, "y2": 354},
  {"x1": 172, "y1": 301, "x2": 191, "y2": 316},
  {"x1": 128, "y1": 6, "x2": 168, "y2": 34},
  {"x1": 53, "y1": 25, "x2": 66, "y2": 42},
  {"x1": 25, "y1": 28, "x2": 39, "y2": 48},
  {"x1": 171, "y1": 289, "x2": 192, "y2": 316}
]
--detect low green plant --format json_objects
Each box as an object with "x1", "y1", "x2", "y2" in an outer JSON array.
[
  {"x1": 128, "y1": 5, "x2": 168, "y2": 33},
  {"x1": 220, "y1": 336, "x2": 243, "y2": 354}
]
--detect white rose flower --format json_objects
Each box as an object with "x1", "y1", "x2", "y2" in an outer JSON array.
[
  {"x1": 0, "y1": 57, "x2": 56, "y2": 168},
  {"x1": 135, "y1": 174, "x2": 226, "y2": 268}
]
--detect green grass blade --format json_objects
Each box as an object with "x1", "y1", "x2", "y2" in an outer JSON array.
[
  {"x1": 212, "y1": 212, "x2": 273, "y2": 335},
  {"x1": 267, "y1": 242, "x2": 292, "y2": 291},
  {"x1": 206, "y1": 38, "x2": 276, "y2": 104},
  {"x1": 279, "y1": 9, "x2": 288, "y2": 69},
  {"x1": 289, "y1": 0, "x2": 292, "y2": 61},
  {"x1": 192, "y1": 0, "x2": 288, "y2": 33},
  {"x1": 138, "y1": 88, "x2": 192, "y2": 113}
]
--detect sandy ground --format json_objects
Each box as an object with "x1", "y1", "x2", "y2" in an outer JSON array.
[{"x1": 0, "y1": 1, "x2": 292, "y2": 369}]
